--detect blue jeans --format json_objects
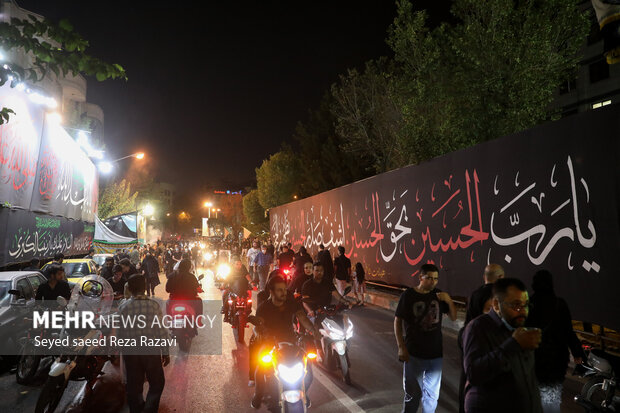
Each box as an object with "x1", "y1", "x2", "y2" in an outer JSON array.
[{"x1": 402, "y1": 356, "x2": 442, "y2": 413}]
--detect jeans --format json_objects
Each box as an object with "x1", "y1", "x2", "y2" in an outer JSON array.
[
  {"x1": 539, "y1": 382, "x2": 563, "y2": 413},
  {"x1": 123, "y1": 354, "x2": 166, "y2": 413},
  {"x1": 257, "y1": 265, "x2": 269, "y2": 290},
  {"x1": 402, "y1": 356, "x2": 443, "y2": 413}
]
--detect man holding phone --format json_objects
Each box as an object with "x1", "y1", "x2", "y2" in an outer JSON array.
[
  {"x1": 462, "y1": 277, "x2": 543, "y2": 413},
  {"x1": 394, "y1": 264, "x2": 457, "y2": 413}
]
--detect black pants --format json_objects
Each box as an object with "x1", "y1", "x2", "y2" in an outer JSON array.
[{"x1": 123, "y1": 354, "x2": 165, "y2": 413}]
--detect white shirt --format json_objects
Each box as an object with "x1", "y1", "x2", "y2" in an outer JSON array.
[{"x1": 246, "y1": 247, "x2": 260, "y2": 267}]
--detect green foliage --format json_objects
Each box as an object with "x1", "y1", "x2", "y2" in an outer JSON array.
[
  {"x1": 331, "y1": 59, "x2": 406, "y2": 174},
  {"x1": 0, "y1": 15, "x2": 127, "y2": 124},
  {"x1": 384, "y1": 0, "x2": 589, "y2": 163},
  {"x1": 98, "y1": 179, "x2": 138, "y2": 220},
  {"x1": 256, "y1": 148, "x2": 302, "y2": 210},
  {"x1": 294, "y1": 94, "x2": 373, "y2": 195},
  {"x1": 242, "y1": 189, "x2": 269, "y2": 234}
]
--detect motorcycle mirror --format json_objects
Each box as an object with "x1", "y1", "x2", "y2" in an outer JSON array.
[
  {"x1": 57, "y1": 296, "x2": 68, "y2": 307},
  {"x1": 197, "y1": 274, "x2": 205, "y2": 281},
  {"x1": 343, "y1": 286, "x2": 352, "y2": 296}
]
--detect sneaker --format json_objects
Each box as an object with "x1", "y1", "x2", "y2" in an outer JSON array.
[
  {"x1": 251, "y1": 395, "x2": 261, "y2": 409},
  {"x1": 248, "y1": 380, "x2": 255, "y2": 387}
]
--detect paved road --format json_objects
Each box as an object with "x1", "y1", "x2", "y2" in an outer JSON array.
[{"x1": 0, "y1": 269, "x2": 586, "y2": 412}]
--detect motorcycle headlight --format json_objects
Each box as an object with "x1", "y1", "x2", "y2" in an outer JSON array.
[
  {"x1": 282, "y1": 390, "x2": 302, "y2": 404},
  {"x1": 217, "y1": 264, "x2": 231, "y2": 278},
  {"x1": 277, "y1": 362, "x2": 304, "y2": 384},
  {"x1": 203, "y1": 252, "x2": 212, "y2": 261},
  {"x1": 334, "y1": 340, "x2": 346, "y2": 355}
]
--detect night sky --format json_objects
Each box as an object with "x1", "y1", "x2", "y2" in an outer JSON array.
[{"x1": 16, "y1": 0, "x2": 446, "y2": 195}]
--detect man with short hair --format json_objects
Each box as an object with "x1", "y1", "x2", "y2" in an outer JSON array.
[
  {"x1": 42, "y1": 253, "x2": 64, "y2": 280},
  {"x1": 118, "y1": 274, "x2": 170, "y2": 413},
  {"x1": 315, "y1": 244, "x2": 334, "y2": 283},
  {"x1": 119, "y1": 258, "x2": 138, "y2": 279},
  {"x1": 462, "y1": 278, "x2": 543, "y2": 413},
  {"x1": 458, "y1": 263, "x2": 505, "y2": 412},
  {"x1": 84, "y1": 248, "x2": 95, "y2": 260},
  {"x1": 333, "y1": 246, "x2": 352, "y2": 296},
  {"x1": 252, "y1": 245, "x2": 273, "y2": 291},
  {"x1": 23, "y1": 257, "x2": 41, "y2": 272},
  {"x1": 394, "y1": 264, "x2": 457, "y2": 413},
  {"x1": 250, "y1": 275, "x2": 318, "y2": 409},
  {"x1": 246, "y1": 241, "x2": 261, "y2": 283},
  {"x1": 108, "y1": 264, "x2": 127, "y2": 297},
  {"x1": 277, "y1": 244, "x2": 295, "y2": 269},
  {"x1": 35, "y1": 264, "x2": 71, "y2": 301},
  {"x1": 301, "y1": 262, "x2": 351, "y2": 318},
  {"x1": 129, "y1": 245, "x2": 140, "y2": 267},
  {"x1": 100, "y1": 257, "x2": 115, "y2": 279}
]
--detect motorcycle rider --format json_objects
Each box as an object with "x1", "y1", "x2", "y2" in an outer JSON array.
[
  {"x1": 250, "y1": 275, "x2": 319, "y2": 409},
  {"x1": 289, "y1": 261, "x2": 313, "y2": 296},
  {"x1": 277, "y1": 244, "x2": 295, "y2": 270},
  {"x1": 222, "y1": 256, "x2": 254, "y2": 322},
  {"x1": 165, "y1": 259, "x2": 203, "y2": 323},
  {"x1": 301, "y1": 261, "x2": 352, "y2": 320}
]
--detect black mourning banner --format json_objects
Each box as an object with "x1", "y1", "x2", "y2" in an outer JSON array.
[
  {"x1": 0, "y1": 208, "x2": 94, "y2": 266},
  {"x1": 270, "y1": 105, "x2": 620, "y2": 329}
]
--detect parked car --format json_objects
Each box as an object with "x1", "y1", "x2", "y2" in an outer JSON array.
[
  {"x1": 40, "y1": 259, "x2": 97, "y2": 283},
  {"x1": 0, "y1": 271, "x2": 47, "y2": 355}
]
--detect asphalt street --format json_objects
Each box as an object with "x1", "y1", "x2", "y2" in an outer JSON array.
[{"x1": 0, "y1": 269, "x2": 586, "y2": 412}]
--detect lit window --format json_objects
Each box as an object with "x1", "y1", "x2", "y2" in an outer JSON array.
[{"x1": 592, "y1": 100, "x2": 611, "y2": 109}]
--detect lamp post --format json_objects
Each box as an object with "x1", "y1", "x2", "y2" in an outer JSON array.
[
  {"x1": 98, "y1": 152, "x2": 145, "y2": 174},
  {"x1": 203, "y1": 201, "x2": 213, "y2": 218}
]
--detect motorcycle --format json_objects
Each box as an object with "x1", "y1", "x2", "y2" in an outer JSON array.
[
  {"x1": 574, "y1": 345, "x2": 620, "y2": 412},
  {"x1": 226, "y1": 290, "x2": 253, "y2": 343},
  {"x1": 307, "y1": 287, "x2": 354, "y2": 384},
  {"x1": 35, "y1": 276, "x2": 115, "y2": 413},
  {"x1": 167, "y1": 274, "x2": 204, "y2": 353},
  {"x1": 249, "y1": 315, "x2": 316, "y2": 413},
  {"x1": 16, "y1": 305, "x2": 60, "y2": 385}
]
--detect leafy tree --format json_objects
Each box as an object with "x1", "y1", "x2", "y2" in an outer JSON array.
[
  {"x1": 243, "y1": 189, "x2": 269, "y2": 234},
  {"x1": 331, "y1": 59, "x2": 407, "y2": 174},
  {"x1": 385, "y1": 0, "x2": 589, "y2": 163},
  {"x1": 294, "y1": 94, "x2": 373, "y2": 195},
  {"x1": 256, "y1": 148, "x2": 301, "y2": 210},
  {"x1": 98, "y1": 179, "x2": 138, "y2": 220},
  {"x1": 0, "y1": 15, "x2": 127, "y2": 124}
]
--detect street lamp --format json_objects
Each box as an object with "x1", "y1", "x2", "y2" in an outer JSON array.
[
  {"x1": 143, "y1": 203, "x2": 154, "y2": 217},
  {"x1": 203, "y1": 201, "x2": 214, "y2": 218},
  {"x1": 98, "y1": 152, "x2": 145, "y2": 174}
]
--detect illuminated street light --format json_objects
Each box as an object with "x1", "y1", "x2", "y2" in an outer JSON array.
[
  {"x1": 204, "y1": 201, "x2": 213, "y2": 208},
  {"x1": 98, "y1": 161, "x2": 113, "y2": 174},
  {"x1": 97, "y1": 152, "x2": 146, "y2": 174},
  {"x1": 135, "y1": 152, "x2": 145, "y2": 160},
  {"x1": 143, "y1": 203, "x2": 154, "y2": 216}
]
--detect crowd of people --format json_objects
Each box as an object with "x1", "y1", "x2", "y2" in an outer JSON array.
[{"x1": 20, "y1": 237, "x2": 586, "y2": 413}]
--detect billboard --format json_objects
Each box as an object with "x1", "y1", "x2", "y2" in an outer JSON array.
[
  {"x1": 0, "y1": 84, "x2": 98, "y2": 265},
  {"x1": 270, "y1": 105, "x2": 620, "y2": 329}
]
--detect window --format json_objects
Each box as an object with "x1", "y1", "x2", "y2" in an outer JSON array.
[
  {"x1": 15, "y1": 278, "x2": 34, "y2": 300},
  {"x1": 592, "y1": 100, "x2": 612, "y2": 109},
  {"x1": 589, "y1": 59, "x2": 609, "y2": 84},
  {"x1": 28, "y1": 275, "x2": 44, "y2": 296},
  {"x1": 559, "y1": 78, "x2": 577, "y2": 95}
]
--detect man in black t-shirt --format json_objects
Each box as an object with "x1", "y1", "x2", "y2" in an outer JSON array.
[
  {"x1": 301, "y1": 262, "x2": 351, "y2": 317},
  {"x1": 277, "y1": 244, "x2": 295, "y2": 269},
  {"x1": 107, "y1": 264, "x2": 127, "y2": 297},
  {"x1": 394, "y1": 263, "x2": 456, "y2": 413},
  {"x1": 250, "y1": 275, "x2": 318, "y2": 409},
  {"x1": 333, "y1": 246, "x2": 352, "y2": 296},
  {"x1": 35, "y1": 264, "x2": 72, "y2": 301}
]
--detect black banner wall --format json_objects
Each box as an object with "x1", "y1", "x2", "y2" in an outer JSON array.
[
  {"x1": 270, "y1": 105, "x2": 620, "y2": 329},
  {"x1": 0, "y1": 208, "x2": 94, "y2": 266}
]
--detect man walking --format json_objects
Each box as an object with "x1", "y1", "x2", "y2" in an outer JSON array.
[
  {"x1": 462, "y1": 277, "x2": 542, "y2": 413},
  {"x1": 394, "y1": 264, "x2": 457, "y2": 413},
  {"x1": 315, "y1": 244, "x2": 334, "y2": 284},
  {"x1": 252, "y1": 245, "x2": 273, "y2": 291},
  {"x1": 118, "y1": 274, "x2": 170, "y2": 413},
  {"x1": 246, "y1": 240, "x2": 261, "y2": 284},
  {"x1": 333, "y1": 246, "x2": 352, "y2": 296}
]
